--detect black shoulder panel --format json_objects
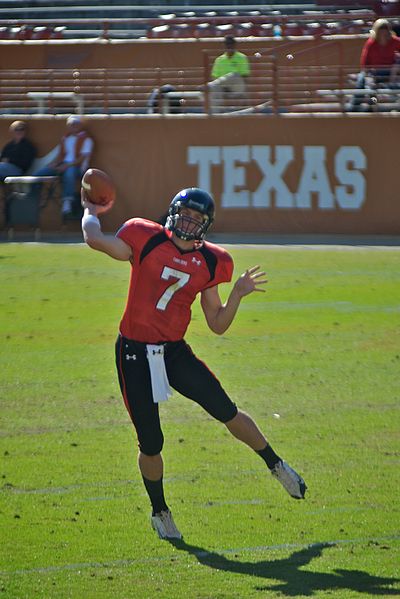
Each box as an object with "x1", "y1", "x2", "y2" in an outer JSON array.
[
  {"x1": 139, "y1": 230, "x2": 169, "y2": 264},
  {"x1": 198, "y1": 244, "x2": 218, "y2": 283}
]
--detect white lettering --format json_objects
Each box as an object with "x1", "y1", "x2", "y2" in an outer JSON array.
[
  {"x1": 173, "y1": 257, "x2": 187, "y2": 266},
  {"x1": 221, "y1": 146, "x2": 250, "y2": 208},
  {"x1": 251, "y1": 146, "x2": 294, "y2": 208},
  {"x1": 295, "y1": 147, "x2": 334, "y2": 210},
  {"x1": 187, "y1": 146, "x2": 221, "y2": 194},
  {"x1": 187, "y1": 145, "x2": 367, "y2": 212},
  {"x1": 335, "y1": 146, "x2": 366, "y2": 210}
]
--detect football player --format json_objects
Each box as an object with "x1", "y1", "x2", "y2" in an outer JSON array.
[{"x1": 81, "y1": 187, "x2": 306, "y2": 540}]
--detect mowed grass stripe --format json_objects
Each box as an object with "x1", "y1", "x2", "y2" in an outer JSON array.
[{"x1": 1, "y1": 535, "x2": 399, "y2": 577}]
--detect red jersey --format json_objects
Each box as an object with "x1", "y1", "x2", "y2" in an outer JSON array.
[
  {"x1": 361, "y1": 36, "x2": 400, "y2": 67},
  {"x1": 116, "y1": 218, "x2": 234, "y2": 343}
]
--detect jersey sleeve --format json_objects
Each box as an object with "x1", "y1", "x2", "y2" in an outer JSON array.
[
  {"x1": 215, "y1": 250, "x2": 234, "y2": 285},
  {"x1": 116, "y1": 218, "x2": 161, "y2": 256},
  {"x1": 202, "y1": 246, "x2": 234, "y2": 289}
]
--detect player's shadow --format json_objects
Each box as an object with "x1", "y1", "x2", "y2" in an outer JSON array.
[{"x1": 169, "y1": 539, "x2": 400, "y2": 596}]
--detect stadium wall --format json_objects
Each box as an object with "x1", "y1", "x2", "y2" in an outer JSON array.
[
  {"x1": 0, "y1": 37, "x2": 364, "y2": 71},
  {"x1": 1, "y1": 116, "x2": 399, "y2": 235}
]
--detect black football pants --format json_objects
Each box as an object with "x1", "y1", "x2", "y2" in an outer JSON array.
[{"x1": 115, "y1": 335, "x2": 238, "y2": 456}]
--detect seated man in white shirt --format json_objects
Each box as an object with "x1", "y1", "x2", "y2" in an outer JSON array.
[{"x1": 33, "y1": 115, "x2": 94, "y2": 216}]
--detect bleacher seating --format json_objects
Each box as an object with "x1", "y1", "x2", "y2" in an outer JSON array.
[
  {"x1": 1, "y1": 54, "x2": 399, "y2": 116},
  {"x1": 0, "y1": 2, "x2": 399, "y2": 116},
  {"x1": 0, "y1": 1, "x2": 398, "y2": 39}
]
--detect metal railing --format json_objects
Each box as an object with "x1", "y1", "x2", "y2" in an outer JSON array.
[{"x1": 0, "y1": 59, "x2": 399, "y2": 116}]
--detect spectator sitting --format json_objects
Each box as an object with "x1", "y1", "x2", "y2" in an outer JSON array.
[
  {"x1": 351, "y1": 19, "x2": 400, "y2": 111},
  {"x1": 147, "y1": 84, "x2": 182, "y2": 114},
  {"x1": 0, "y1": 121, "x2": 36, "y2": 182},
  {"x1": 32, "y1": 115, "x2": 93, "y2": 216},
  {"x1": 208, "y1": 35, "x2": 250, "y2": 114}
]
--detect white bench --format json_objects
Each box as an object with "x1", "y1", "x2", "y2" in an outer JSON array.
[
  {"x1": 4, "y1": 176, "x2": 58, "y2": 187},
  {"x1": 317, "y1": 88, "x2": 400, "y2": 96},
  {"x1": 317, "y1": 88, "x2": 400, "y2": 110},
  {"x1": 27, "y1": 91, "x2": 84, "y2": 115}
]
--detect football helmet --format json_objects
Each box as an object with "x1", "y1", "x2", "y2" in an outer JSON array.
[{"x1": 166, "y1": 188, "x2": 215, "y2": 241}]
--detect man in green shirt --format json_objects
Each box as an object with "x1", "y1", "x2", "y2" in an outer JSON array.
[
  {"x1": 211, "y1": 35, "x2": 250, "y2": 79},
  {"x1": 209, "y1": 36, "x2": 250, "y2": 114}
]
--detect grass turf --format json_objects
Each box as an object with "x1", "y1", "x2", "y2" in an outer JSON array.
[{"x1": 0, "y1": 242, "x2": 399, "y2": 599}]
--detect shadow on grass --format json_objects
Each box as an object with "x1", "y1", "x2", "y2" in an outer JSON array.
[{"x1": 169, "y1": 540, "x2": 400, "y2": 596}]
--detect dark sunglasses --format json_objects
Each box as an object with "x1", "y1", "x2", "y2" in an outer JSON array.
[{"x1": 14, "y1": 127, "x2": 26, "y2": 132}]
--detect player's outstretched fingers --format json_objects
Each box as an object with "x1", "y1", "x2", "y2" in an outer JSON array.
[
  {"x1": 253, "y1": 270, "x2": 268, "y2": 291},
  {"x1": 251, "y1": 271, "x2": 267, "y2": 279},
  {"x1": 247, "y1": 265, "x2": 261, "y2": 274},
  {"x1": 254, "y1": 279, "x2": 268, "y2": 291}
]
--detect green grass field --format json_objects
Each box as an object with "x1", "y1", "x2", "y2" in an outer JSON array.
[{"x1": 0, "y1": 242, "x2": 399, "y2": 599}]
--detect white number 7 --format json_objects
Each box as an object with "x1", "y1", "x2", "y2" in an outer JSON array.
[{"x1": 156, "y1": 266, "x2": 190, "y2": 311}]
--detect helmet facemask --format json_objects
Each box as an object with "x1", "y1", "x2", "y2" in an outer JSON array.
[{"x1": 166, "y1": 202, "x2": 212, "y2": 241}]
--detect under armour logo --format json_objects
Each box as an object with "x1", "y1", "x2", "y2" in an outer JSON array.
[
  {"x1": 192, "y1": 257, "x2": 201, "y2": 266},
  {"x1": 126, "y1": 354, "x2": 137, "y2": 361}
]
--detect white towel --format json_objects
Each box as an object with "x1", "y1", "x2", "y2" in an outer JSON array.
[{"x1": 146, "y1": 344, "x2": 172, "y2": 404}]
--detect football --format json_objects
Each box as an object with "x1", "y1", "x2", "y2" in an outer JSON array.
[{"x1": 81, "y1": 168, "x2": 116, "y2": 208}]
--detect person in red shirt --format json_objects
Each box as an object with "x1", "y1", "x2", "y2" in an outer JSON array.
[
  {"x1": 81, "y1": 187, "x2": 307, "y2": 540},
  {"x1": 351, "y1": 19, "x2": 400, "y2": 111}
]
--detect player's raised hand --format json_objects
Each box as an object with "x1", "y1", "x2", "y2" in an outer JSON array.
[
  {"x1": 234, "y1": 265, "x2": 268, "y2": 298},
  {"x1": 81, "y1": 189, "x2": 113, "y2": 215}
]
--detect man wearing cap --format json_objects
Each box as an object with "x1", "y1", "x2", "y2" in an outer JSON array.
[
  {"x1": 32, "y1": 116, "x2": 94, "y2": 216},
  {"x1": 208, "y1": 36, "x2": 250, "y2": 114},
  {"x1": 0, "y1": 121, "x2": 36, "y2": 182}
]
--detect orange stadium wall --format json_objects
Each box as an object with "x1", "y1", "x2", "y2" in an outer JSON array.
[
  {"x1": 0, "y1": 116, "x2": 399, "y2": 235},
  {"x1": 0, "y1": 37, "x2": 365, "y2": 71}
]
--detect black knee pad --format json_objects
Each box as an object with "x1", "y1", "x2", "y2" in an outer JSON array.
[{"x1": 139, "y1": 430, "x2": 164, "y2": 456}]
